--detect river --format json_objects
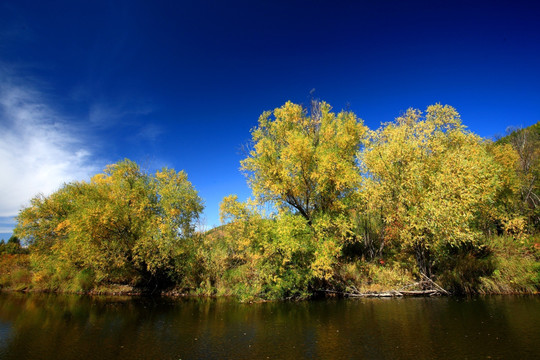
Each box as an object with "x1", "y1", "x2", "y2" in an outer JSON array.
[{"x1": 0, "y1": 293, "x2": 538, "y2": 359}]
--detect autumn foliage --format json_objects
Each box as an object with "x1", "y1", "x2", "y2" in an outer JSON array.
[
  {"x1": 14, "y1": 160, "x2": 203, "y2": 291},
  {"x1": 7, "y1": 101, "x2": 540, "y2": 299}
]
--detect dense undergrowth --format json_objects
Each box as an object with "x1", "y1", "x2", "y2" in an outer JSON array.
[{"x1": 2, "y1": 234, "x2": 538, "y2": 299}]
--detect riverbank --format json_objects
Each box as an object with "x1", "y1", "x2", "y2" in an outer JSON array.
[
  {"x1": 1, "y1": 258, "x2": 537, "y2": 300},
  {"x1": 2, "y1": 234, "x2": 538, "y2": 301}
]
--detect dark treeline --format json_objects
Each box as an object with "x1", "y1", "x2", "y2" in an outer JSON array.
[{"x1": 2, "y1": 102, "x2": 539, "y2": 301}]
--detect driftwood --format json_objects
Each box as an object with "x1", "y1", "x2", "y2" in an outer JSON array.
[
  {"x1": 318, "y1": 289, "x2": 400, "y2": 297},
  {"x1": 318, "y1": 273, "x2": 450, "y2": 298},
  {"x1": 318, "y1": 288, "x2": 445, "y2": 298},
  {"x1": 419, "y1": 272, "x2": 451, "y2": 295},
  {"x1": 399, "y1": 290, "x2": 439, "y2": 296}
]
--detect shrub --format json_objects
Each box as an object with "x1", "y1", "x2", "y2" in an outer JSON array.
[{"x1": 478, "y1": 235, "x2": 540, "y2": 294}]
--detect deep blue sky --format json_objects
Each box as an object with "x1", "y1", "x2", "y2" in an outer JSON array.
[{"x1": 1, "y1": 0, "x2": 539, "y2": 237}]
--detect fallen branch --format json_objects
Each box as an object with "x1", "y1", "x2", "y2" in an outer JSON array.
[
  {"x1": 399, "y1": 290, "x2": 439, "y2": 296},
  {"x1": 348, "y1": 290, "x2": 404, "y2": 298},
  {"x1": 420, "y1": 272, "x2": 451, "y2": 295},
  {"x1": 318, "y1": 288, "x2": 449, "y2": 298},
  {"x1": 316, "y1": 274, "x2": 451, "y2": 298},
  {"x1": 398, "y1": 282, "x2": 421, "y2": 291}
]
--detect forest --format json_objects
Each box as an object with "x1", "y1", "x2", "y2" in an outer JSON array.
[{"x1": 1, "y1": 101, "x2": 539, "y2": 301}]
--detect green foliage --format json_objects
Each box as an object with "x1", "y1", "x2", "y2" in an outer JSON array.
[
  {"x1": 436, "y1": 242, "x2": 495, "y2": 294},
  {"x1": 74, "y1": 269, "x2": 96, "y2": 292},
  {"x1": 215, "y1": 196, "x2": 316, "y2": 300},
  {"x1": 345, "y1": 210, "x2": 386, "y2": 261},
  {"x1": 478, "y1": 235, "x2": 540, "y2": 294},
  {"x1": 7, "y1": 101, "x2": 539, "y2": 300},
  {"x1": 15, "y1": 159, "x2": 203, "y2": 291},
  {"x1": 496, "y1": 122, "x2": 540, "y2": 230},
  {"x1": 257, "y1": 212, "x2": 315, "y2": 300},
  {"x1": 0, "y1": 236, "x2": 28, "y2": 255}
]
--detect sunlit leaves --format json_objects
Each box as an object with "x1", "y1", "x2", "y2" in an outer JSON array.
[
  {"x1": 15, "y1": 159, "x2": 203, "y2": 286},
  {"x1": 359, "y1": 104, "x2": 501, "y2": 274},
  {"x1": 13, "y1": 100, "x2": 537, "y2": 298},
  {"x1": 241, "y1": 101, "x2": 367, "y2": 223}
]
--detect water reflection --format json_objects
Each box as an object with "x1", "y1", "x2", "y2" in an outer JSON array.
[{"x1": 0, "y1": 293, "x2": 539, "y2": 359}]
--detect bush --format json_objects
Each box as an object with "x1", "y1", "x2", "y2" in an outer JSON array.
[
  {"x1": 478, "y1": 235, "x2": 540, "y2": 294},
  {"x1": 0, "y1": 254, "x2": 31, "y2": 290},
  {"x1": 436, "y1": 243, "x2": 495, "y2": 294},
  {"x1": 337, "y1": 261, "x2": 413, "y2": 293},
  {"x1": 75, "y1": 269, "x2": 96, "y2": 292}
]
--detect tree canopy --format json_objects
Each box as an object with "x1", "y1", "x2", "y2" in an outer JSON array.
[
  {"x1": 360, "y1": 105, "x2": 505, "y2": 274},
  {"x1": 241, "y1": 101, "x2": 367, "y2": 223},
  {"x1": 15, "y1": 159, "x2": 203, "y2": 287},
  {"x1": 6, "y1": 103, "x2": 539, "y2": 300}
]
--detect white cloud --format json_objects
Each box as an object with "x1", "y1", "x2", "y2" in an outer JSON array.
[{"x1": 0, "y1": 72, "x2": 97, "y2": 219}]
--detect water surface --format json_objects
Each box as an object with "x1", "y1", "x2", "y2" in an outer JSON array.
[{"x1": 0, "y1": 293, "x2": 538, "y2": 359}]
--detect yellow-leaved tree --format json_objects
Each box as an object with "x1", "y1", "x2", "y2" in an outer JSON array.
[
  {"x1": 235, "y1": 101, "x2": 368, "y2": 295},
  {"x1": 360, "y1": 105, "x2": 501, "y2": 276},
  {"x1": 15, "y1": 159, "x2": 203, "y2": 290},
  {"x1": 241, "y1": 100, "x2": 367, "y2": 224}
]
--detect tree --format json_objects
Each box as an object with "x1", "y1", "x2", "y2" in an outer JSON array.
[
  {"x1": 0, "y1": 235, "x2": 27, "y2": 255},
  {"x1": 501, "y1": 123, "x2": 540, "y2": 229},
  {"x1": 486, "y1": 141, "x2": 525, "y2": 235},
  {"x1": 359, "y1": 105, "x2": 501, "y2": 275},
  {"x1": 218, "y1": 195, "x2": 316, "y2": 300},
  {"x1": 15, "y1": 159, "x2": 203, "y2": 288},
  {"x1": 241, "y1": 101, "x2": 367, "y2": 224},
  {"x1": 7, "y1": 235, "x2": 20, "y2": 245}
]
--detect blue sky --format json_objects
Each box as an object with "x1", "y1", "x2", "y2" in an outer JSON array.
[{"x1": 1, "y1": 0, "x2": 539, "y2": 239}]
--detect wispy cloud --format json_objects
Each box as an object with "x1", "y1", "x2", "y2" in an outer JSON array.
[
  {"x1": 137, "y1": 123, "x2": 163, "y2": 142},
  {"x1": 88, "y1": 101, "x2": 153, "y2": 128},
  {"x1": 0, "y1": 70, "x2": 97, "y2": 220}
]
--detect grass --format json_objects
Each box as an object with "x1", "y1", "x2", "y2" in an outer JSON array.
[
  {"x1": 478, "y1": 235, "x2": 540, "y2": 294},
  {"x1": 338, "y1": 261, "x2": 414, "y2": 293},
  {"x1": 0, "y1": 254, "x2": 32, "y2": 291}
]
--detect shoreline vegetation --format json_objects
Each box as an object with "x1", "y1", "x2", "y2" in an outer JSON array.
[{"x1": 1, "y1": 101, "x2": 539, "y2": 301}]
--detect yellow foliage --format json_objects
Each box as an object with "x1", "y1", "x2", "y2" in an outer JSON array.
[
  {"x1": 503, "y1": 217, "x2": 526, "y2": 239},
  {"x1": 15, "y1": 159, "x2": 203, "y2": 285},
  {"x1": 241, "y1": 101, "x2": 367, "y2": 222},
  {"x1": 360, "y1": 104, "x2": 502, "y2": 272}
]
